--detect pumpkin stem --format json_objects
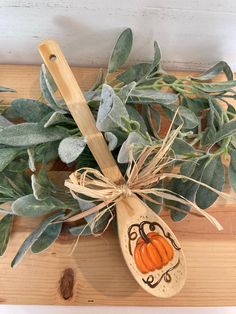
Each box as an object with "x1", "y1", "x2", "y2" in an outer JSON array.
[{"x1": 139, "y1": 222, "x2": 150, "y2": 243}]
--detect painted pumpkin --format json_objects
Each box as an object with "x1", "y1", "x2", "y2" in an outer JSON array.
[{"x1": 134, "y1": 232, "x2": 174, "y2": 273}]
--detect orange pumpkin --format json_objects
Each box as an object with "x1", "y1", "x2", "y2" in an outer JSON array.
[{"x1": 134, "y1": 232, "x2": 174, "y2": 274}]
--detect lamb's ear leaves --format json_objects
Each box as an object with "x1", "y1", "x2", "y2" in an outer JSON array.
[
  {"x1": 105, "y1": 132, "x2": 118, "y2": 151},
  {"x1": 195, "y1": 156, "x2": 224, "y2": 209},
  {"x1": 172, "y1": 138, "x2": 194, "y2": 155},
  {"x1": 191, "y1": 61, "x2": 233, "y2": 81},
  {"x1": 108, "y1": 28, "x2": 133, "y2": 73},
  {"x1": 150, "y1": 41, "x2": 161, "y2": 72},
  {"x1": 193, "y1": 81, "x2": 236, "y2": 93},
  {"x1": 69, "y1": 211, "x2": 111, "y2": 236},
  {"x1": 27, "y1": 148, "x2": 36, "y2": 172},
  {"x1": 40, "y1": 64, "x2": 59, "y2": 110},
  {"x1": 0, "y1": 115, "x2": 13, "y2": 128},
  {"x1": 11, "y1": 99, "x2": 52, "y2": 122},
  {"x1": 96, "y1": 84, "x2": 129, "y2": 132},
  {"x1": 126, "y1": 105, "x2": 147, "y2": 133},
  {"x1": 31, "y1": 222, "x2": 63, "y2": 253},
  {"x1": 117, "y1": 131, "x2": 148, "y2": 164},
  {"x1": 11, "y1": 194, "x2": 67, "y2": 217},
  {"x1": 0, "y1": 214, "x2": 13, "y2": 256},
  {"x1": 117, "y1": 63, "x2": 151, "y2": 84},
  {"x1": 31, "y1": 169, "x2": 56, "y2": 201},
  {"x1": 164, "y1": 106, "x2": 199, "y2": 129},
  {"x1": 167, "y1": 158, "x2": 208, "y2": 221},
  {"x1": 212, "y1": 120, "x2": 236, "y2": 145},
  {"x1": 128, "y1": 89, "x2": 178, "y2": 105},
  {"x1": 0, "y1": 123, "x2": 68, "y2": 146},
  {"x1": 0, "y1": 86, "x2": 15, "y2": 93},
  {"x1": 229, "y1": 149, "x2": 236, "y2": 192},
  {"x1": 35, "y1": 141, "x2": 60, "y2": 164},
  {"x1": 0, "y1": 148, "x2": 19, "y2": 172},
  {"x1": 58, "y1": 136, "x2": 86, "y2": 164},
  {"x1": 11, "y1": 211, "x2": 64, "y2": 267}
]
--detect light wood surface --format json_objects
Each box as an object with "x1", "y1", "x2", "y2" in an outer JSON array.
[{"x1": 0, "y1": 65, "x2": 235, "y2": 306}]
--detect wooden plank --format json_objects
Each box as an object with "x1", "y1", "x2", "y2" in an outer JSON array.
[{"x1": 0, "y1": 65, "x2": 236, "y2": 306}]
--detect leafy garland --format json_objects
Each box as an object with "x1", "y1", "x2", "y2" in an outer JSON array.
[{"x1": 0, "y1": 28, "x2": 236, "y2": 266}]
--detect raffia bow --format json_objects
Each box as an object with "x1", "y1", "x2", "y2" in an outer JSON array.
[{"x1": 63, "y1": 123, "x2": 230, "y2": 232}]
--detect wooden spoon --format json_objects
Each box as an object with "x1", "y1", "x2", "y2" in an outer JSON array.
[{"x1": 38, "y1": 40, "x2": 187, "y2": 298}]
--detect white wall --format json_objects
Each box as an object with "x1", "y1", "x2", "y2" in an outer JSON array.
[{"x1": 1, "y1": 0, "x2": 236, "y2": 70}]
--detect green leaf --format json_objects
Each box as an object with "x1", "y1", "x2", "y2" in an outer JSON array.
[
  {"x1": 0, "y1": 214, "x2": 13, "y2": 256},
  {"x1": 191, "y1": 61, "x2": 233, "y2": 81},
  {"x1": 117, "y1": 63, "x2": 151, "y2": 84},
  {"x1": 118, "y1": 82, "x2": 136, "y2": 103},
  {"x1": 117, "y1": 131, "x2": 148, "y2": 163},
  {"x1": 212, "y1": 120, "x2": 236, "y2": 145},
  {"x1": 11, "y1": 194, "x2": 66, "y2": 217},
  {"x1": 43, "y1": 111, "x2": 74, "y2": 128},
  {"x1": 180, "y1": 160, "x2": 198, "y2": 180},
  {"x1": 31, "y1": 222, "x2": 62, "y2": 253},
  {"x1": 208, "y1": 97, "x2": 224, "y2": 128},
  {"x1": 11, "y1": 211, "x2": 64, "y2": 267},
  {"x1": 0, "y1": 115, "x2": 13, "y2": 128},
  {"x1": 201, "y1": 109, "x2": 217, "y2": 145},
  {"x1": 108, "y1": 28, "x2": 133, "y2": 73},
  {"x1": 183, "y1": 97, "x2": 209, "y2": 115},
  {"x1": 40, "y1": 64, "x2": 59, "y2": 110},
  {"x1": 150, "y1": 41, "x2": 161, "y2": 71},
  {"x1": 5, "y1": 158, "x2": 28, "y2": 172},
  {"x1": 0, "y1": 123, "x2": 68, "y2": 146},
  {"x1": 195, "y1": 156, "x2": 224, "y2": 209},
  {"x1": 178, "y1": 107, "x2": 199, "y2": 129},
  {"x1": 11, "y1": 99, "x2": 52, "y2": 122},
  {"x1": 0, "y1": 86, "x2": 15, "y2": 93},
  {"x1": 69, "y1": 212, "x2": 111, "y2": 236},
  {"x1": 229, "y1": 149, "x2": 236, "y2": 192},
  {"x1": 104, "y1": 132, "x2": 118, "y2": 151},
  {"x1": 163, "y1": 75, "x2": 177, "y2": 84},
  {"x1": 58, "y1": 136, "x2": 86, "y2": 164},
  {"x1": 150, "y1": 106, "x2": 161, "y2": 133},
  {"x1": 27, "y1": 148, "x2": 36, "y2": 172},
  {"x1": 31, "y1": 170, "x2": 56, "y2": 200},
  {"x1": 128, "y1": 89, "x2": 178, "y2": 105},
  {"x1": 168, "y1": 158, "x2": 208, "y2": 221},
  {"x1": 193, "y1": 81, "x2": 236, "y2": 93},
  {"x1": 35, "y1": 141, "x2": 60, "y2": 164},
  {"x1": 96, "y1": 84, "x2": 129, "y2": 132},
  {"x1": 164, "y1": 106, "x2": 199, "y2": 129},
  {"x1": 172, "y1": 138, "x2": 194, "y2": 155},
  {"x1": 0, "y1": 148, "x2": 19, "y2": 171},
  {"x1": 126, "y1": 105, "x2": 147, "y2": 133}
]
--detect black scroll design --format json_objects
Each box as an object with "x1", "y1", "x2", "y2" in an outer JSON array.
[
  {"x1": 142, "y1": 258, "x2": 180, "y2": 288},
  {"x1": 128, "y1": 220, "x2": 181, "y2": 256}
]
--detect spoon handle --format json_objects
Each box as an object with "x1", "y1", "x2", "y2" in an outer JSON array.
[{"x1": 38, "y1": 39, "x2": 123, "y2": 184}]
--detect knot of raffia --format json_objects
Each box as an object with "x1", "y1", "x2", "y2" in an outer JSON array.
[{"x1": 63, "y1": 139, "x2": 226, "y2": 232}]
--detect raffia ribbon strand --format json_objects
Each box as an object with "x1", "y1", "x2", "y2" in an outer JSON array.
[{"x1": 64, "y1": 143, "x2": 230, "y2": 231}]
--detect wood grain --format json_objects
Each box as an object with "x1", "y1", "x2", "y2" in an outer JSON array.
[{"x1": 0, "y1": 65, "x2": 236, "y2": 306}]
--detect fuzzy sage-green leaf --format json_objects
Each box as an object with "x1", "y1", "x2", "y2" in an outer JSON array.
[{"x1": 108, "y1": 28, "x2": 133, "y2": 73}]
